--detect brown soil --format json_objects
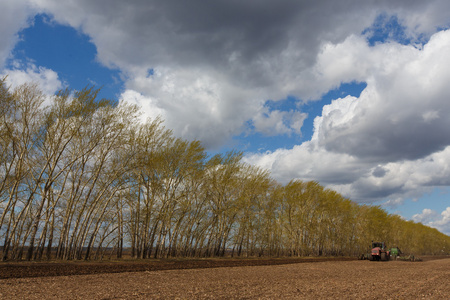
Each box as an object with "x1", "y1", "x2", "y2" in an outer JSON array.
[
  {"x1": 0, "y1": 257, "x2": 354, "y2": 279},
  {"x1": 1, "y1": 257, "x2": 449, "y2": 299}
]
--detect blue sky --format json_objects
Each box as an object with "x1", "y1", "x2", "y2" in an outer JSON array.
[
  {"x1": 1, "y1": 0, "x2": 450, "y2": 235},
  {"x1": 10, "y1": 14, "x2": 122, "y2": 101}
]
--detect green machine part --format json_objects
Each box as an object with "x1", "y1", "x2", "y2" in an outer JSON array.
[{"x1": 390, "y1": 247, "x2": 401, "y2": 256}]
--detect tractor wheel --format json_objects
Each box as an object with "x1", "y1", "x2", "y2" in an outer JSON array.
[
  {"x1": 368, "y1": 254, "x2": 374, "y2": 261},
  {"x1": 381, "y1": 252, "x2": 387, "y2": 261}
]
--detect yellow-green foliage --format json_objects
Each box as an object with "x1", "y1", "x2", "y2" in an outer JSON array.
[{"x1": 0, "y1": 80, "x2": 449, "y2": 261}]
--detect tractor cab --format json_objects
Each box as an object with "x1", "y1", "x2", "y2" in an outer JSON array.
[{"x1": 372, "y1": 242, "x2": 386, "y2": 250}]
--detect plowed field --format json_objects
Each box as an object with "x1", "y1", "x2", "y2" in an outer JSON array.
[{"x1": 1, "y1": 257, "x2": 449, "y2": 299}]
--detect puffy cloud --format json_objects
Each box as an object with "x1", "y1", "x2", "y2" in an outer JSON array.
[
  {"x1": 315, "y1": 30, "x2": 450, "y2": 162},
  {"x1": 2, "y1": 61, "x2": 63, "y2": 97},
  {"x1": 412, "y1": 208, "x2": 440, "y2": 224},
  {"x1": 244, "y1": 141, "x2": 366, "y2": 187},
  {"x1": 412, "y1": 207, "x2": 450, "y2": 235},
  {"x1": 252, "y1": 107, "x2": 307, "y2": 136},
  {"x1": 121, "y1": 67, "x2": 268, "y2": 149},
  {"x1": 0, "y1": 0, "x2": 37, "y2": 66},
  {"x1": 435, "y1": 207, "x2": 450, "y2": 235},
  {"x1": 119, "y1": 89, "x2": 165, "y2": 123},
  {"x1": 246, "y1": 29, "x2": 450, "y2": 203},
  {"x1": 246, "y1": 143, "x2": 450, "y2": 205}
]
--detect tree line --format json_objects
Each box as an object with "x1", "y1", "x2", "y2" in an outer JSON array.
[{"x1": 1, "y1": 79, "x2": 449, "y2": 261}]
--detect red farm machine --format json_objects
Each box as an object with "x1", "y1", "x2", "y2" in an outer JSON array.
[{"x1": 368, "y1": 241, "x2": 390, "y2": 261}]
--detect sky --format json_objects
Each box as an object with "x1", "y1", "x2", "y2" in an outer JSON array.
[{"x1": 1, "y1": 0, "x2": 450, "y2": 235}]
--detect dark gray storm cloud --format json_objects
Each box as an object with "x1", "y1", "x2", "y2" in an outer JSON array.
[
  {"x1": 322, "y1": 114, "x2": 450, "y2": 162},
  {"x1": 37, "y1": 0, "x2": 447, "y2": 90}
]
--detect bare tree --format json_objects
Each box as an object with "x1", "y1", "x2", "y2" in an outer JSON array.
[{"x1": 1, "y1": 83, "x2": 46, "y2": 260}]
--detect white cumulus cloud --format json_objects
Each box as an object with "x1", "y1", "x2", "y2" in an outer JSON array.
[
  {"x1": 252, "y1": 107, "x2": 307, "y2": 136},
  {"x1": 413, "y1": 207, "x2": 450, "y2": 235},
  {"x1": 246, "y1": 29, "x2": 450, "y2": 205},
  {"x1": 2, "y1": 61, "x2": 63, "y2": 96}
]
